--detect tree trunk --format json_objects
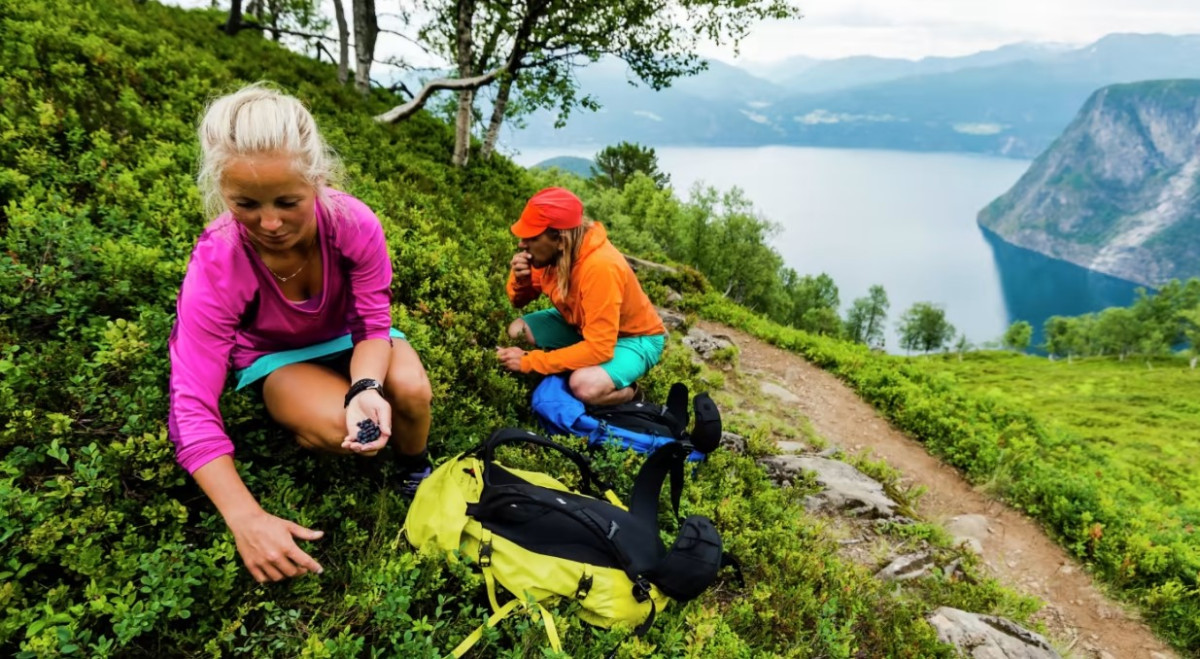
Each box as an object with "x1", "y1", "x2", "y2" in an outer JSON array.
[
  {"x1": 333, "y1": 0, "x2": 350, "y2": 84},
  {"x1": 352, "y1": 0, "x2": 378, "y2": 97},
  {"x1": 267, "y1": 0, "x2": 281, "y2": 41},
  {"x1": 480, "y1": 73, "x2": 514, "y2": 159},
  {"x1": 223, "y1": 0, "x2": 244, "y2": 35},
  {"x1": 1190, "y1": 356, "x2": 1197, "y2": 369},
  {"x1": 452, "y1": 0, "x2": 477, "y2": 167}
]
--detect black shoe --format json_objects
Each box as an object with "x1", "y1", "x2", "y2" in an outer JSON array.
[
  {"x1": 399, "y1": 464, "x2": 432, "y2": 498},
  {"x1": 395, "y1": 449, "x2": 432, "y2": 499}
]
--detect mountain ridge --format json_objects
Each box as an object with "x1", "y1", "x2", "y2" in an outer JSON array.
[
  {"x1": 978, "y1": 79, "x2": 1200, "y2": 286},
  {"x1": 504, "y1": 33, "x2": 1200, "y2": 158}
]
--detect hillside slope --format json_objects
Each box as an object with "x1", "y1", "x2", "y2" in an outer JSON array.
[
  {"x1": 0, "y1": 1, "x2": 1047, "y2": 656},
  {"x1": 979, "y1": 80, "x2": 1200, "y2": 286}
]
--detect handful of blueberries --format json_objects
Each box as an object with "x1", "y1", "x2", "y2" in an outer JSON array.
[{"x1": 355, "y1": 419, "x2": 382, "y2": 445}]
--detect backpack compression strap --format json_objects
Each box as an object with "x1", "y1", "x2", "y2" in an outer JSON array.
[{"x1": 478, "y1": 427, "x2": 613, "y2": 496}]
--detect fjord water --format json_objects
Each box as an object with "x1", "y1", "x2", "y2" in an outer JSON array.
[{"x1": 513, "y1": 146, "x2": 1143, "y2": 351}]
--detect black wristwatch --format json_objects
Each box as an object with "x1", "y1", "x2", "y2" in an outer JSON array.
[{"x1": 344, "y1": 378, "x2": 383, "y2": 407}]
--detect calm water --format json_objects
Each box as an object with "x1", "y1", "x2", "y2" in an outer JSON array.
[{"x1": 511, "y1": 146, "x2": 1143, "y2": 352}]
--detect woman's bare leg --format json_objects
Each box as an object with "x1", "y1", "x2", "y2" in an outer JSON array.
[
  {"x1": 262, "y1": 341, "x2": 432, "y2": 458},
  {"x1": 262, "y1": 363, "x2": 354, "y2": 454},
  {"x1": 507, "y1": 317, "x2": 536, "y2": 346},
  {"x1": 382, "y1": 341, "x2": 432, "y2": 457},
  {"x1": 569, "y1": 366, "x2": 636, "y2": 406}
]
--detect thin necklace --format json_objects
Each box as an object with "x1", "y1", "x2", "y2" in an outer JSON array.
[{"x1": 266, "y1": 246, "x2": 313, "y2": 283}]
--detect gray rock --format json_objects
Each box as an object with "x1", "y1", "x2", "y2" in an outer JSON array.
[
  {"x1": 656, "y1": 307, "x2": 686, "y2": 331},
  {"x1": 720, "y1": 431, "x2": 746, "y2": 454},
  {"x1": 775, "y1": 440, "x2": 807, "y2": 454},
  {"x1": 945, "y1": 514, "x2": 991, "y2": 555},
  {"x1": 682, "y1": 328, "x2": 735, "y2": 361},
  {"x1": 760, "y1": 381, "x2": 801, "y2": 404},
  {"x1": 665, "y1": 288, "x2": 683, "y2": 305},
  {"x1": 927, "y1": 607, "x2": 1061, "y2": 659},
  {"x1": 757, "y1": 455, "x2": 897, "y2": 518},
  {"x1": 875, "y1": 551, "x2": 936, "y2": 582}
]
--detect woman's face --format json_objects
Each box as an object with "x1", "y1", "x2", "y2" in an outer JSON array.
[
  {"x1": 221, "y1": 152, "x2": 317, "y2": 253},
  {"x1": 518, "y1": 230, "x2": 562, "y2": 268}
]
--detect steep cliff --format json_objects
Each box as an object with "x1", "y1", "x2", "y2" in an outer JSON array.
[{"x1": 977, "y1": 80, "x2": 1200, "y2": 286}]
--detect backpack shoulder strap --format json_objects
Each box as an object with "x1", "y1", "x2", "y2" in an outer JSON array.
[{"x1": 628, "y1": 441, "x2": 689, "y2": 525}]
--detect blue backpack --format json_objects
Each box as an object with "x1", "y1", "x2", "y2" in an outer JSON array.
[{"x1": 531, "y1": 374, "x2": 721, "y2": 462}]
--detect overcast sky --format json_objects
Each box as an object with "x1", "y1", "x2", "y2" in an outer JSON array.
[
  {"x1": 171, "y1": 1, "x2": 1199, "y2": 64},
  {"x1": 720, "y1": 0, "x2": 1200, "y2": 62}
]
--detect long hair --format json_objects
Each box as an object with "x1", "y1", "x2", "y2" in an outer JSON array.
[
  {"x1": 550, "y1": 218, "x2": 595, "y2": 299},
  {"x1": 196, "y1": 81, "x2": 343, "y2": 219}
]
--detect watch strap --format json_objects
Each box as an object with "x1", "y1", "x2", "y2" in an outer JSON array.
[{"x1": 344, "y1": 378, "x2": 383, "y2": 408}]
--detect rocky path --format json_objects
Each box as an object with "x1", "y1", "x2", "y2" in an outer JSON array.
[{"x1": 698, "y1": 320, "x2": 1176, "y2": 659}]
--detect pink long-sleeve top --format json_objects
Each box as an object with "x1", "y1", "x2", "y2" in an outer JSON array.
[{"x1": 168, "y1": 191, "x2": 393, "y2": 474}]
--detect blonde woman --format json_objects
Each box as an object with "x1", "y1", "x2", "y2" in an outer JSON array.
[
  {"x1": 169, "y1": 83, "x2": 432, "y2": 583},
  {"x1": 497, "y1": 187, "x2": 666, "y2": 405}
]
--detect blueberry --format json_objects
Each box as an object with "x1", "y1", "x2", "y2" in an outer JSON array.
[{"x1": 356, "y1": 419, "x2": 380, "y2": 444}]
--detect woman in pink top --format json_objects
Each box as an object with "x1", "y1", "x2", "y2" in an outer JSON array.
[{"x1": 169, "y1": 83, "x2": 432, "y2": 583}]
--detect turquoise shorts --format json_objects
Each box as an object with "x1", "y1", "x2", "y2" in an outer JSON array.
[
  {"x1": 235, "y1": 328, "x2": 407, "y2": 391},
  {"x1": 522, "y1": 308, "x2": 664, "y2": 390}
]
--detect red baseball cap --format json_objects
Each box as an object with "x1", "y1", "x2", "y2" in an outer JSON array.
[{"x1": 510, "y1": 187, "x2": 584, "y2": 238}]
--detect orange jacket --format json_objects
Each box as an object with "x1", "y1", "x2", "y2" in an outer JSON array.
[{"x1": 506, "y1": 223, "x2": 665, "y2": 374}]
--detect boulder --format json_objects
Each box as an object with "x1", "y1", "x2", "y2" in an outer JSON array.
[
  {"x1": 757, "y1": 455, "x2": 897, "y2": 518},
  {"x1": 926, "y1": 607, "x2": 1060, "y2": 659}
]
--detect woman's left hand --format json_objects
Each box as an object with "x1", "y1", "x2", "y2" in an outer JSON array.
[{"x1": 342, "y1": 389, "x2": 392, "y2": 456}]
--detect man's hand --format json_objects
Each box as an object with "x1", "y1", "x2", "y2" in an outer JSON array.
[
  {"x1": 228, "y1": 509, "x2": 324, "y2": 583},
  {"x1": 496, "y1": 346, "x2": 526, "y2": 372},
  {"x1": 510, "y1": 251, "x2": 532, "y2": 281}
]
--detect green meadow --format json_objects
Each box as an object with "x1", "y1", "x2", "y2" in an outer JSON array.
[
  {"x1": 696, "y1": 298, "x2": 1200, "y2": 652},
  {"x1": 928, "y1": 352, "x2": 1200, "y2": 517}
]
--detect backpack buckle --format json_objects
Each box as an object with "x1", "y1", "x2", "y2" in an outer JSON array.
[
  {"x1": 575, "y1": 574, "x2": 593, "y2": 600},
  {"x1": 632, "y1": 577, "x2": 651, "y2": 602},
  {"x1": 479, "y1": 541, "x2": 493, "y2": 567}
]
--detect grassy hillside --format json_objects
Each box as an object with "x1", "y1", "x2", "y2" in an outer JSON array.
[
  {"x1": 696, "y1": 298, "x2": 1200, "y2": 653},
  {"x1": 0, "y1": 1, "x2": 1036, "y2": 656}
]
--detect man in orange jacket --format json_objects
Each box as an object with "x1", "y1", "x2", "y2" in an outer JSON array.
[{"x1": 497, "y1": 187, "x2": 667, "y2": 406}]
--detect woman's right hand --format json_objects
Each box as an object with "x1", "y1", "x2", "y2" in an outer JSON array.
[
  {"x1": 511, "y1": 251, "x2": 532, "y2": 280},
  {"x1": 227, "y1": 508, "x2": 325, "y2": 582}
]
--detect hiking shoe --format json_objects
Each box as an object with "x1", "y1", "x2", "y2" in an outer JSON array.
[{"x1": 399, "y1": 464, "x2": 432, "y2": 498}]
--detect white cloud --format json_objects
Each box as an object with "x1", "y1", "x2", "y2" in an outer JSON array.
[
  {"x1": 953, "y1": 123, "x2": 1008, "y2": 135},
  {"x1": 794, "y1": 110, "x2": 904, "y2": 125},
  {"x1": 632, "y1": 110, "x2": 663, "y2": 122},
  {"x1": 739, "y1": 109, "x2": 771, "y2": 125},
  {"x1": 706, "y1": 0, "x2": 1200, "y2": 62}
]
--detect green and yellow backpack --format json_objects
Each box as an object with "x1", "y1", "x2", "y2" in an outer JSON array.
[{"x1": 404, "y1": 427, "x2": 731, "y2": 656}]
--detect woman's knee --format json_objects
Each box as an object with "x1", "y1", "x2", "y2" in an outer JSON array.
[
  {"x1": 568, "y1": 369, "x2": 615, "y2": 404},
  {"x1": 385, "y1": 366, "x2": 432, "y2": 414},
  {"x1": 507, "y1": 318, "x2": 535, "y2": 345}
]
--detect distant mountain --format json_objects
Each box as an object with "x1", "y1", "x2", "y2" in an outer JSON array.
[
  {"x1": 978, "y1": 80, "x2": 1200, "y2": 287},
  {"x1": 774, "y1": 42, "x2": 1068, "y2": 93},
  {"x1": 504, "y1": 34, "x2": 1200, "y2": 158},
  {"x1": 738, "y1": 55, "x2": 821, "y2": 85},
  {"x1": 532, "y1": 156, "x2": 594, "y2": 178}
]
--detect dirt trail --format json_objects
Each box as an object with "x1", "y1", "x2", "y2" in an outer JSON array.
[{"x1": 699, "y1": 320, "x2": 1177, "y2": 659}]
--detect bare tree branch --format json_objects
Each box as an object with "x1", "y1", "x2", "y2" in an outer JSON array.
[{"x1": 373, "y1": 66, "x2": 508, "y2": 123}]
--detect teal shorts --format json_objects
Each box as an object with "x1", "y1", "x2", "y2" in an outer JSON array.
[
  {"x1": 235, "y1": 328, "x2": 407, "y2": 391},
  {"x1": 522, "y1": 308, "x2": 664, "y2": 390}
]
